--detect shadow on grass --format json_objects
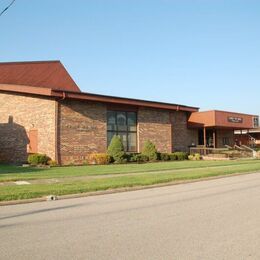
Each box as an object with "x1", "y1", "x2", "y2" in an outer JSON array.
[{"x1": 0, "y1": 164, "x2": 46, "y2": 174}]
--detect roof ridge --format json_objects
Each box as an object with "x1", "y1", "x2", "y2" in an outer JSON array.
[{"x1": 0, "y1": 60, "x2": 61, "y2": 66}]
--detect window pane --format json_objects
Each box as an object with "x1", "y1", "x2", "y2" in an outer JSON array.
[
  {"x1": 127, "y1": 112, "x2": 137, "y2": 131},
  {"x1": 118, "y1": 132, "x2": 127, "y2": 150},
  {"x1": 117, "y1": 112, "x2": 127, "y2": 131},
  {"x1": 127, "y1": 112, "x2": 136, "y2": 125},
  {"x1": 107, "y1": 132, "x2": 116, "y2": 146},
  {"x1": 128, "y1": 132, "x2": 137, "y2": 152},
  {"x1": 107, "y1": 110, "x2": 137, "y2": 151},
  {"x1": 128, "y1": 125, "x2": 137, "y2": 132},
  {"x1": 254, "y1": 117, "x2": 259, "y2": 128},
  {"x1": 107, "y1": 111, "x2": 117, "y2": 131},
  {"x1": 223, "y1": 137, "x2": 230, "y2": 146}
]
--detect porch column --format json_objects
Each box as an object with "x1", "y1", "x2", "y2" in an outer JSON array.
[
  {"x1": 213, "y1": 129, "x2": 216, "y2": 148},
  {"x1": 203, "y1": 127, "x2": 207, "y2": 155}
]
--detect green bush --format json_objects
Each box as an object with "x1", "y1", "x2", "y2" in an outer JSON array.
[
  {"x1": 142, "y1": 140, "x2": 158, "y2": 161},
  {"x1": 28, "y1": 154, "x2": 50, "y2": 165},
  {"x1": 194, "y1": 153, "x2": 201, "y2": 160},
  {"x1": 188, "y1": 155, "x2": 193, "y2": 160},
  {"x1": 134, "y1": 154, "x2": 149, "y2": 163},
  {"x1": 168, "y1": 153, "x2": 177, "y2": 161},
  {"x1": 174, "y1": 152, "x2": 189, "y2": 161},
  {"x1": 87, "y1": 153, "x2": 111, "y2": 165},
  {"x1": 125, "y1": 153, "x2": 138, "y2": 162},
  {"x1": 107, "y1": 135, "x2": 126, "y2": 163},
  {"x1": 188, "y1": 153, "x2": 201, "y2": 161},
  {"x1": 159, "y1": 153, "x2": 170, "y2": 161},
  {"x1": 47, "y1": 160, "x2": 58, "y2": 167}
]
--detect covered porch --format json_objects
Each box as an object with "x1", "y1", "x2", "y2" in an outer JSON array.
[{"x1": 188, "y1": 110, "x2": 258, "y2": 150}]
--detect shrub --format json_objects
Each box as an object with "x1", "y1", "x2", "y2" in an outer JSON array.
[
  {"x1": 159, "y1": 153, "x2": 170, "y2": 161},
  {"x1": 47, "y1": 160, "x2": 58, "y2": 167},
  {"x1": 28, "y1": 153, "x2": 50, "y2": 165},
  {"x1": 125, "y1": 153, "x2": 138, "y2": 162},
  {"x1": 134, "y1": 154, "x2": 149, "y2": 163},
  {"x1": 82, "y1": 160, "x2": 89, "y2": 166},
  {"x1": 87, "y1": 153, "x2": 111, "y2": 165},
  {"x1": 174, "y1": 152, "x2": 189, "y2": 161},
  {"x1": 188, "y1": 155, "x2": 193, "y2": 160},
  {"x1": 142, "y1": 140, "x2": 158, "y2": 161},
  {"x1": 194, "y1": 153, "x2": 201, "y2": 160},
  {"x1": 168, "y1": 153, "x2": 177, "y2": 161},
  {"x1": 107, "y1": 135, "x2": 126, "y2": 163},
  {"x1": 188, "y1": 153, "x2": 201, "y2": 161}
]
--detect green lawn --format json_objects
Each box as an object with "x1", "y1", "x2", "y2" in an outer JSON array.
[
  {"x1": 0, "y1": 159, "x2": 259, "y2": 182},
  {"x1": 1, "y1": 159, "x2": 260, "y2": 202}
]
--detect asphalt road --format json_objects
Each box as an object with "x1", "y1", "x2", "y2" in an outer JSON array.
[{"x1": 1, "y1": 173, "x2": 260, "y2": 260}]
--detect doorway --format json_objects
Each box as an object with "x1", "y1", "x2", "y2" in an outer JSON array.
[{"x1": 198, "y1": 129, "x2": 215, "y2": 147}]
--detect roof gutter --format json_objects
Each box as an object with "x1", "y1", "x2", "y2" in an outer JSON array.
[
  {"x1": 51, "y1": 90, "x2": 199, "y2": 112},
  {"x1": 0, "y1": 84, "x2": 199, "y2": 112}
]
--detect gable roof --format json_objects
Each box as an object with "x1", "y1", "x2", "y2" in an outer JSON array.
[{"x1": 0, "y1": 60, "x2": 80, "y2": 92}]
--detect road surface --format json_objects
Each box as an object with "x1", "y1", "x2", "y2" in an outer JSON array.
[{"x1": 1, "y1": 173, "x2": 260, "y2": 260}]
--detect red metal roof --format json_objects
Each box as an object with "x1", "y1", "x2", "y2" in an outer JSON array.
[{"x1": 0, "y1": 60, "x2": 80, "y2": 92}]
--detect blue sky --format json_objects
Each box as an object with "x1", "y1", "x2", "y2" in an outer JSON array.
[{"x1": 1, "y1": 0, "x2": 259, "y2": 114}]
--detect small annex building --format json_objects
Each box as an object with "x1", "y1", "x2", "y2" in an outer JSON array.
[{"x1": 0, "y1": 61, "x2": 258, "y2": 164}]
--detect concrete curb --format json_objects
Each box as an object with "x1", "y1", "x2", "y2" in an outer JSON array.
[{"x1": 0, "y1": 171, "x2": 258, "y2": 206}]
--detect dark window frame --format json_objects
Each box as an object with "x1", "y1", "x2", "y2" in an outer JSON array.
[
  {"x1": 107, "y1": 110, "x2": 137, "y2": 152},
  {"x1": 253, "y1": 116, "x2": 259, "y2": 128},
  {"x1": 223, "y1": 137, "x2": 230, "y2": 146}
]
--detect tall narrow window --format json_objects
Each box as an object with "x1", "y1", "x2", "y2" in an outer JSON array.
[
  {"x1": 253, "y1": 116, "x2": 259, "y2": 128},
  {"x1": 107, "y1": 111, "x2": 137, "y2": 152}
]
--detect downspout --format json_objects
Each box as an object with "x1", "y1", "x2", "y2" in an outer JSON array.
[
  {"x1": 55, "y1": 91, "x2": 66, "y2": 164},
  {"x1": 171, "y1": 105, "x2": 180, "y2": 153}
]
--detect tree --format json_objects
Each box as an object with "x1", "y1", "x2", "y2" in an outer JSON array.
[
  {"x1": 142, "y1": 140, "x2": 158, "y2": 161},
  {"x1": 107, "y1": 135, "x2": 126, "y2": 163}
]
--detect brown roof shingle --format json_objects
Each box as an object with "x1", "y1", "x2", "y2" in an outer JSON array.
[{"x1": 0, "y1": 60, "x2": 80, "y2": 92}]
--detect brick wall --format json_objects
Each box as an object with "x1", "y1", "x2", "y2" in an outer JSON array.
[
  {"x1": 138, "y1": 108, "x2": 172, "y2": 153},
  {"x1": 0, "y1": 92, "x2": 56, "y2": 163},
  {"x1": 0, "y1": 92, "x2": 198, "y2": 164},
  {"x1": 58, "y1": 99, "x2": 107, "y2": 165},
  {"x1": 171, "y1": 111, "x2": 198, "y2": 152}
]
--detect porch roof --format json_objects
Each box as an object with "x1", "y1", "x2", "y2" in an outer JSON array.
[{"x1": 188, "y1": 110, "x2": 257, "y2": 130}]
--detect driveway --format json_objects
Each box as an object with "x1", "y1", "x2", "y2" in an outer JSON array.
[{"x1": 1, "y1": 172, "x2": 260, "y2": 259}]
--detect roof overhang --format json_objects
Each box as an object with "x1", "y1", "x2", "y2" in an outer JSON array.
[
  {"x1": 0, "y1": 84, "x2": 199, "y2": 112},
  {"x1": 188, "y1": 110, "x2": 257, "y2": 129}
]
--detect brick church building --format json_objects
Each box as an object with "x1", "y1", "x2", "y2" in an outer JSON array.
[{"x1": 0, "y1": 61, "x2": 258, "y2": 164}]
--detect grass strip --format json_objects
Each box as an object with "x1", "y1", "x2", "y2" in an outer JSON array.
[
  {"x1": 1, "y1": 162, "x2": 260, "y2": 201},
  {"x1": 0, "y1": 160, "x2": 259, "y2": 182}
]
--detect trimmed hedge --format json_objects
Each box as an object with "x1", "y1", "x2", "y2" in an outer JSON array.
[
  {"x1": 158, "y1": 153, "x2": 170, "y2": 161},
  {"x1": 188, "y1": 153, "x2": 201, "y2": 161},
  {"x1": 134, "y1": 154, "x2": 149, "y2": 163},
  {"x1": 173, "y1": 152, "x2": 189, "y2": 161},
  {"x1": 168, "y1": 153, "x2": 177, "y2": 161},
  {"x1": 28, "y1": 154, "x2": 50, "y2": 165},
  {"x1": 87, "y1": 153, "x2": 111, "y2": 165},
  {"x1": 125, "y1": 153, "x2": 149, "y2": 163},
  {"x1": 125, "y1": 151, "x2": 189, "y2": 163}
]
